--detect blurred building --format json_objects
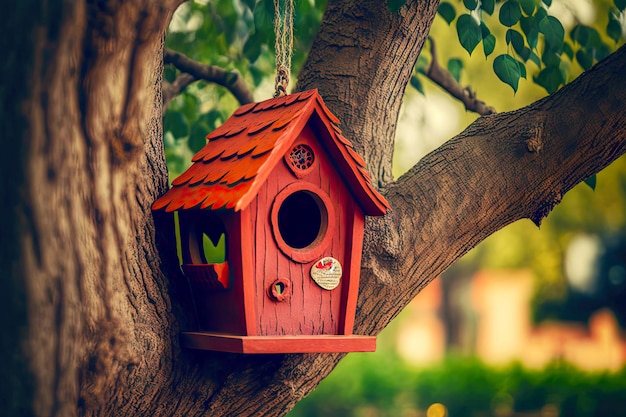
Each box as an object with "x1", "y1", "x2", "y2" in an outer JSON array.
[{"x1": 396, "y1": 269, "x2": 626, "y2": 371}]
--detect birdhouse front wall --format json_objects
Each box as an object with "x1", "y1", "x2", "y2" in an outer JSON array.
[{"x1": 246, "y1": 124, "x2": 364, "y2": 337}]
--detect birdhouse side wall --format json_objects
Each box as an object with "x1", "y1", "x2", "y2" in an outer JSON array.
[{"x1": 248, "y1": 125, "x2": 359, "y2": 337}]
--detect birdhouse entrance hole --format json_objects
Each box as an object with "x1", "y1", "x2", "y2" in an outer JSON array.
[
  {"x1": 278, "y1": 191, "x2": 323, "y2": 249},
  {"x1": 271, "y1": 183, "x2": 336, "y2": 263}
]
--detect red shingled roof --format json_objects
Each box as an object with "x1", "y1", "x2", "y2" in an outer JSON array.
[{"x1": 152, "y1": 89, "x2": 390, "y2": 215}]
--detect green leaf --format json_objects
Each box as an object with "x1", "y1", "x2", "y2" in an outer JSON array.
[
  {"x1": 456, "y1": 14, "x2": 482, "y2": 54},
  {"x1": 517, "y1": 60, "x2": 527, "y2": 78},
  {"x1": 519, "y1": 46, "x2": 531, "y2": 61},
  {"x1": 535, "y1": 7, "x2": 548, "y2": 21},
  {"x1": 607, "y1": 18, "x2": 623, "y2": 43},
  {"x1": 539, "y1": 15, "x2": 565, "y2": 52},
  {"x1": 464, "y1": 0, "x2": 478, "y2": 10},
  {"x1": 533, "y1": 66, "x2": 564, "y2": 93},
  {"x1": 249, "y1": 65, "x2": 265, "y2": 86},
  {"x1": 188, "y1": 122, "x2": 209, "y2": 152},
  {"x1": 542, "y1": 49, "x2": 561, "y2": 67},
  {"x1": 493, "y1": 54, "x2": 522, "y2": 92},
  {"x1": 483, "y1": 33, "x2": 497, "y2": 57},
  {"x1": 520, "y1": 16, "x2": 539, "y2": 48},
  {"x1": 480, "y1": 21, "x2": 492, "y2": 38},
  {"x1": 596, "y1": 43, "x2": 612, "y2": 60},
  {"x1": 253, "y1": 0, "x2": 273, "y2": 33},
  {"x1": 500, "y1": 1, "x2": 522, "y2": 27},
  {"x1": 243, "y1": 36, "x2": 262, "y2": 63},
  {"x1": 438, "y1": 2, "x2": 457, "y2": 24},
  {"x1": 164, "y1": 111, "x2": 189, "y2": 139},
  {"x1": 241, "y1": 0, "x2": 256, "y2": 10},
  {"x1": 482, "y1": 0, "x2": 495, "y2": 14},
  {"x1": 447, "y1": 58, "x2": 464, "y2": 82},
  {"x1": 539, "y1": 16, "x2": 565, "y2": 54},
  {"x1": 410, "y1": 75, "x2": 425, "y2": 95},
  {"x1": 615, "y1": 0, "x2": 626, "y2": 12},
  {"x1": 506, "y1": 29, "x2": 526, "y2": 55},
  {"x1": 196, "y1": 109, "x2": 223, "y2": 130},
  {"x1": 164, "y1": 65, "x2": 177, "y2": 83},
  {"x1": 387, "y1": 0, "x2": 406, "y2": 12},
  {"x1": 562, "y1": 42, "x2": 574, "y2": 60},
  {"x1": 528, "y1": 50, "x2": 541, "y2": 66},
  {"x1": 584, "y1": 175, "x2": 597, "y2": 191},
  {"x1": 542, "y1": 0, "x2": 552, "y2": 6},
  {"x1": 575, "y1": 49, "x2": 594, "y2": 70},
  {"x1": 570, "y1": 25, "x2": 602, "y2": 48},
  {"x1": 520, "y1": 0, "x2": 536, "y2": 15}
]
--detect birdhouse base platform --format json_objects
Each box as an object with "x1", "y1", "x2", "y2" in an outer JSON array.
[{"x1": 181, "y1": 332, "x2": 376, "y2": 354}]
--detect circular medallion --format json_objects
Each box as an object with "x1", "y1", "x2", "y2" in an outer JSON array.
[
  {"x1": 310, "y1": 257, "x2": 342, "y2": 290},
  {"x1": 289, "y1": 144, "x2": 315, "y2": 171}
]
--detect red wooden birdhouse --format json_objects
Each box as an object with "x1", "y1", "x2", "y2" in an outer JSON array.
[{"x1": 152, "y1": 89, "x2": 390, "y2": 353}]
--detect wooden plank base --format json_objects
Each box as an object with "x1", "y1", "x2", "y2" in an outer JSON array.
[{"x1": 181, "y1": 332, "x2": 377, "y2": 354}]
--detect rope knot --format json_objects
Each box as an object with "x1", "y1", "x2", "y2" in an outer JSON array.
[{"x1": 273, "y1": 65, "x2": 290, "y2": 98}]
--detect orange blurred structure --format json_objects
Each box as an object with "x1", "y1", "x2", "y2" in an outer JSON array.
[{"x1": 397, "y1": 270, "x2": 626, "y2": 370}]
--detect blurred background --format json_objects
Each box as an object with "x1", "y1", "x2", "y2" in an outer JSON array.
[{"x1": 163, "y1": 0, "x2": 626, "y2": 415}]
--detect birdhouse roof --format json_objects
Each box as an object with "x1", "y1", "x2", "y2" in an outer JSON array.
[{"x1": 152, "y1": 89, "x2": 390, "y2": 215}]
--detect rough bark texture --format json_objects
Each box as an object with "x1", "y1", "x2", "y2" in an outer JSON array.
[{"x1": 1, "y1": 0, "x2": 625, "y2": 417}]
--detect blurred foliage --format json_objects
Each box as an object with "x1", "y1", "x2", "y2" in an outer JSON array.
[{"x1": 289, "y1": 352, "x2": 626, "y2": 417}]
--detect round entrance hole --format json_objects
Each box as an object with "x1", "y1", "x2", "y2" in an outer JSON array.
[
  {"x1": 277, "y1": 191, "x2": 325, "y2": 249},
  {"x1": 271, "y1": 183, "x2": 335, "y2": 263}
]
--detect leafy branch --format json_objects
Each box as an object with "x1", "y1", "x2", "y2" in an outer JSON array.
[
  {"x1": 163, "y1": 48, "x2": 254, "y2": 110},
  {"x1": 425, "y1": 38, "x2": 496, "y2": 116}
]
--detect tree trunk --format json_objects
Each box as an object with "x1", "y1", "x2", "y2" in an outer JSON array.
[{"x1": 2, "y1": 1, "x2": 625, "y2": 417}]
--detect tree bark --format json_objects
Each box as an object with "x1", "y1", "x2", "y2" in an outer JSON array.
[{"x1": 2, "y1": 1, "x2": 625, "y2": 417}]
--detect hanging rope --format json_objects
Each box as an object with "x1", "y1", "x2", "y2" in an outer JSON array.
[{"x1": 273, "y1": 0, "x2": 293, "y2": 97}]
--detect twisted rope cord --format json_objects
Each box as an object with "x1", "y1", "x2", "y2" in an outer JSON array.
[{"x1": 273, "y1": 0, "x2": 293, "y2": 97}]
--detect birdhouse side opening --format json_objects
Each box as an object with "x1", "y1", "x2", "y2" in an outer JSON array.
[{"x1": 179, "y1": 211, "x2": 231, "y2": 290}]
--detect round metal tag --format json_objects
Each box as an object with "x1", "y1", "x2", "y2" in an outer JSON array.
[{"x1": 310, "y1": 257, "x2": 342, "y2": 290}]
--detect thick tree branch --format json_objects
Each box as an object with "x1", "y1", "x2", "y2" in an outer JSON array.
[
  {"x1": 163, "y1": 48, "x2": 254, "y2": 107},
  {"x1": 359, "y1": 45, "x2": 626, "y2": 337},
  {"x1": 425, "y1": 37, "x2": 496, "y2": 116},
  {"x1": 162, "y1": 73, "x2": 195, "y2": 110}
]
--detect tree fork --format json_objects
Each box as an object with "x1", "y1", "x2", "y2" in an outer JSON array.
[{"x1": 360, "y1": 45, "x2": 626, "y2": 337}]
